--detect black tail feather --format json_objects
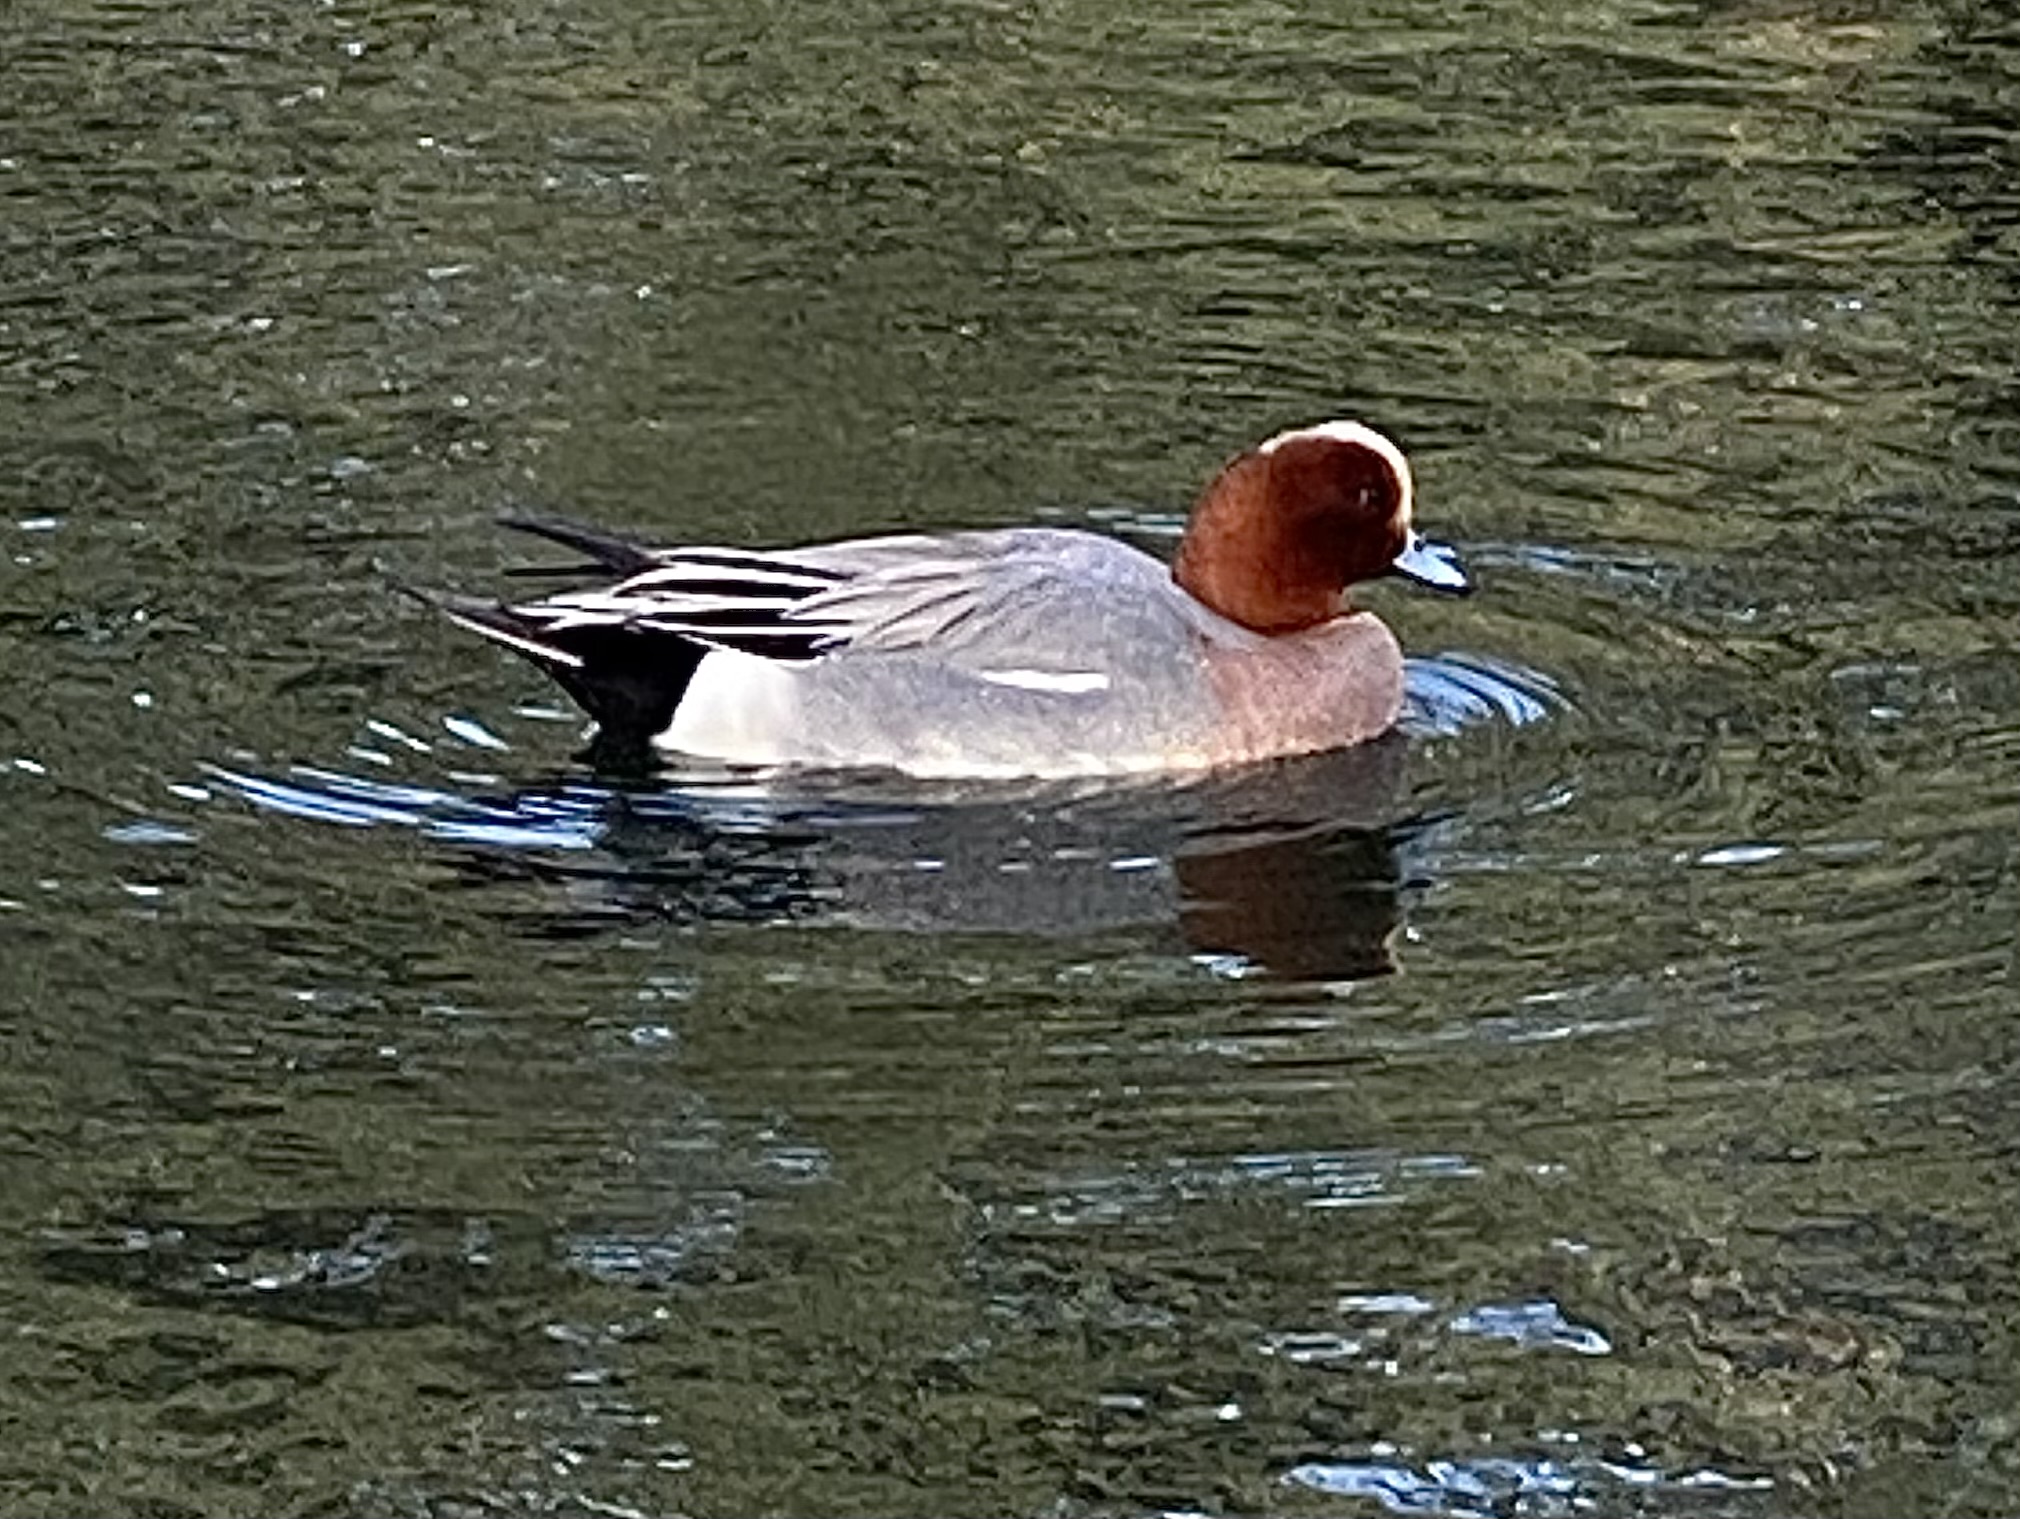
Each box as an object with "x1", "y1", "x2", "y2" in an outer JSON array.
[{"x1": 498, "y1": 514, "x2": 662, "y2": 578}]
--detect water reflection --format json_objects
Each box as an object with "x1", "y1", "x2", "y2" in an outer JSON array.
[
  {"x1": 37, "y1": 1209, "x2": 519, "y2": 1331},
  {"x1": 209, "y1": 737, "x2": 1417, "y2": 980}
]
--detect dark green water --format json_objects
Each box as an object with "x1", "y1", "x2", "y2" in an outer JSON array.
[{"x1": 4, "y1": 1, "x2": 2018, "y2": 1515}]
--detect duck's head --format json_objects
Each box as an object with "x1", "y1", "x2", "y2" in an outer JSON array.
[{"x1": 1173, "y1": 420, "x2": 1472, "y2": 635}]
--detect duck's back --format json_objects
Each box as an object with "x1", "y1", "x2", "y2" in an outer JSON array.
[{"x1": 659, "y1": 528, "x2": 1402, "y2": 778}]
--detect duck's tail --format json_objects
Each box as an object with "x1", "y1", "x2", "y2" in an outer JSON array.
[
  {"x1": 402, "y1": 527, "x2": 707, "y2": 770},
  {"x1": 494, "y1": 513, "x2": 663, "y2": 579}
]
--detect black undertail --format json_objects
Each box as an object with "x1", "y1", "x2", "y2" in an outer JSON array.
[{"x1": 405, "y1": 584, "x2": 705, "y2": 774}]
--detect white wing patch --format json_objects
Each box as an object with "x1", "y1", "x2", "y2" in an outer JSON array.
[{"x1": 976, "y1": 668, "x2": 1112, "y2": 695}]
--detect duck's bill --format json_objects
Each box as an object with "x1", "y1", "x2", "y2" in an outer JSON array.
[{"x1": 1389, "y1": 532, "x2": 1473, "y2": 595}]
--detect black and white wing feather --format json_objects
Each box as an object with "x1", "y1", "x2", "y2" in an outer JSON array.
[
  {"x1": 501, "y1": 523, "x2": 1234, "y2": 668},
  {"x1": 521, "y1": 546, "x2": 856, "y2": 662}
]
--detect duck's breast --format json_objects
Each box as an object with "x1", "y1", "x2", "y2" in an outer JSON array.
[{"x1": 1201, "y1": 612, "x2": 1404, "y2": 766}]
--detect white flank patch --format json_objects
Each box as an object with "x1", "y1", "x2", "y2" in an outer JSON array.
[
  {"x1": 656, "y1": 649, "x2": 796, "y2": 764},
  {"x1": 977, "y1": 668, "x2": 1111, "y2": 695}
]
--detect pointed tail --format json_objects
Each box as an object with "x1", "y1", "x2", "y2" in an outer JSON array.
[
  {"x1": 402, "y1": 583, "x2": 706, "y2": 764},
  {"x1": 497, "y1": 514, "x2": 662, "y2": 578}
]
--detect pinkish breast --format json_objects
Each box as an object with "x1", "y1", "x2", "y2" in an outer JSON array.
[{"x1": 1201, "y1": 612, "x2": 1405, "y2": 765}]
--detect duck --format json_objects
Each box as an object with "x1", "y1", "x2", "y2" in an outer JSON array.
[{"x1": 420, "y1": 420, "x2": 1472, "y2": 778}]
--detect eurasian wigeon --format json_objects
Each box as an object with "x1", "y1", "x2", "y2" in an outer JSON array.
[{"x1": 423, "y1": 420, "x2": 1472, "y2": 777}]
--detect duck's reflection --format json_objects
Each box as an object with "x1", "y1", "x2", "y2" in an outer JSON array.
[
  {"x1": 211, "y1": 737, "x2": 1415, "y2": 979},
  {"x1": 766, "y1": 737, "x2": 1406, "y2": 978},
  {"x1": 1174, "y1": 813, "x2": 1402, "y2": 980}
]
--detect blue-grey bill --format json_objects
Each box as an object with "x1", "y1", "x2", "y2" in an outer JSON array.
[{"x1": 1390, "y1": 532, "x2": 1473, "y2": 594}]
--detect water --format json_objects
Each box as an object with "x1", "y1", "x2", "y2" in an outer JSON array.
[{"x1": 4, "y1": 0, "x2": 2018, "y2": 1514}]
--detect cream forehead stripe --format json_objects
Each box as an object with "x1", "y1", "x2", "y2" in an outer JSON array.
[{"x1": 1254, "y1": 421, "x2": 1414, "y2": 526}]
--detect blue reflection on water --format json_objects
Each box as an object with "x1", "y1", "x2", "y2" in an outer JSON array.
[
  {"x1": 204, "y1": 762, "x2": 609, "y2": 848},
  {"x1": 1284, "y1": 1450, "x2": 1771, "y2": 1517},
  {"x1": 1403, "y1": 651, "x2": 1565, "y2": 735},
  {"x1": 1447, "y1": 1297, "x2": 1612, "y2": 1356}
]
